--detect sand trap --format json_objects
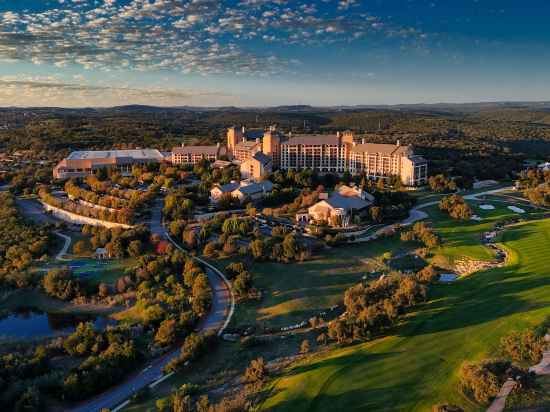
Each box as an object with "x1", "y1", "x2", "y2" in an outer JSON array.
[
  {"x1": 479, "y1": 204, "x2": 495, "y2": 210},
  {"x1": 508, "y1": 206, "x2": 526, "y2": 214},
  {"x1": 471, "y1": 215, "x2": 482, "y2": 221},
  {"x1": 439, "y1": 273, "x2": 458, "y2": 282}
]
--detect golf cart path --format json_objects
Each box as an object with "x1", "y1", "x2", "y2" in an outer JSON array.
[
  {"x1": 487, "y1": 334, "x2": 550, "y2": 412},
  {"x1": 54, "y1": 231, "x2": 71, "y2": 261}
]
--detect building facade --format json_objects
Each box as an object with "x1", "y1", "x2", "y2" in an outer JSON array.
[
  {"x1": 171, "y1": 143, "x2": 224, "y2": 165},
  {"x1": 225, "y1": 127, "x2": 427, "y2": 186},
  {"x1": 240, "y1": 152, "x2": 273, "y2": 180}
]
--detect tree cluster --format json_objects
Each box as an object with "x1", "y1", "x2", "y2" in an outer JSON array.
[
  {"x1": 328, "y1": 273, "x2": 427, "y2": 344},
  {"x1": 439, "y1": 195, "x2": 473, "y2": 220}
]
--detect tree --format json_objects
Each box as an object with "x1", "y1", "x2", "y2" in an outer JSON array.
[
  {"x1": 127, "y1": 239, "x2": 144, "y2": 257},
  {"x1": 73, "y1": 240, "x2": 89, "y2": 255},
  {"x1": 317, "y1": 333, "x2": 328, "y2": 346},
  {"x1": 171, "y1": 392, "x2": 192, "y2": 412},
  {"x1": 182, "y1": 230, "x2": 197, "y2": 250},
  {"x1": 300, "y1": 339, "x2": 310, "y2": 354},
  {"x1": 43, "y1": 268, "x2": 80, "y2": 301},
  {"x1": 249, "y1": 239, "x2": 265, "y2": 260},
  {"x1": 155, "y1": 319, "x2": 178, "y2": 347},
  {"x1": 243, "y1": 357, "x2": 267, "y2": 383}
]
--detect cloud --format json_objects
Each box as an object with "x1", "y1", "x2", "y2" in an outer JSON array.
[
  {"x1": 0, "y1": 1, "x2": 428, "y2": 76},
  {"x1": 0, "y1": 77, "x2": 234, "y2": 107}
]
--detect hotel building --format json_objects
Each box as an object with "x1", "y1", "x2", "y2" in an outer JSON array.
[
  {"x1": 228, "y1": 127, "x2": 428, "y2": 186},
  {"x1": 171, "y1": 143, "x2": 225, "y2": 165}
]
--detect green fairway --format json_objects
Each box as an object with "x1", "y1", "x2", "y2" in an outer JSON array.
[
  {"x1": 260, "y1": 218, "x2": 550, "y2": 412},
  {"x1": 428, "y1": 200, "x2": 544, "y2": 264}
]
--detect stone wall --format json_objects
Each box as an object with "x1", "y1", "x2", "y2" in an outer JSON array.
[{"x1": 40, "y1": 201, "x2": 133, "y2": 229}]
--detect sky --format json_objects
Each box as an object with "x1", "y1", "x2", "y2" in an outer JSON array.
[{"x1": 0, "y1": 0, "x2": 550, "y2": 107}]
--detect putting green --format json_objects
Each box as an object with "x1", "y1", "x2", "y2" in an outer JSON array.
[{"x1": 260, "y1": 218, "x2": 550, "y2": 412}]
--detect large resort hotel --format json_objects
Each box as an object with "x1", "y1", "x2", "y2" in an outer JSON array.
[{"x1": 53, "y1": 127, "x2": 428, "y2": 186}]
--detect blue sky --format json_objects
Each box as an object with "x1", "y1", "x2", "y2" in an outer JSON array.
[{"x1": 0, "y1": 0, "x2": 549, "y2": 107}]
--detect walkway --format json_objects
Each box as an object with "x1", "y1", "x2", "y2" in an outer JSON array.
[{"x1": 53, "y1": 231, "x2": 71, "y2": 261}]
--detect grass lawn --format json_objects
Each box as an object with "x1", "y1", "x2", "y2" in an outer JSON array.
[
  {"x1": 259, "y1": 218, "x2": 550, "y2": 412},
  {"x1": 227, "y1": 234, "x2": 413, "y2": 329}
]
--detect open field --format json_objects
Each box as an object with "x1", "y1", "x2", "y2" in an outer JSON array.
[
  {"x1": 259, "y1": 217, "x2": 550, "y2": 412},
  {"x1": 227, "y1": 235, "x2": 414, "y2": 329}
]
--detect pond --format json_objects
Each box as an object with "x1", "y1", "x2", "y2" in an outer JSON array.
[{"x1": 0, "y1": 308, "x2": 116, "y2": 340}]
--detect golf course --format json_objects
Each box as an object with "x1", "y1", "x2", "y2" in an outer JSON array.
[{"x1": 259, "y1": 205, "x2": 550, "y2": 411}]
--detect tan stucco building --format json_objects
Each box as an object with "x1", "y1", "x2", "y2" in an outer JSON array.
[{"x1": 227, "y1": 127, "x2": 427, "y2": 186}]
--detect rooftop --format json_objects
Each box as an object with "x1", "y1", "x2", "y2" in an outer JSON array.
[
  {"x1": 173, "y1": 145, "x2": 220, "y2": 155},
  {"x1": 67, "y1": 149, "x2": 164, "y2": 161},
  {"x1": 350, "y1": 143, "x2": 410, "y2": 156},
  {"x1": 283, "y1": 134, "x2": 341, "y2": 146}
]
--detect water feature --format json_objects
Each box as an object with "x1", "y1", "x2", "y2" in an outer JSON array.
[
  {"x1": 0, "y1": 307, "x2": 116, "y2": 340},
  {"x1": 439, "y1": 273, "x2": 458, "y2": 282}
]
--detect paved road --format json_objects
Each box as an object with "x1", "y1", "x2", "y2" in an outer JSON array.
[
  {"x1": 71, "y1": 199, "x2": 233, "y2": 412},
  {"x1": 16, "y1": 198, "x2": 59, "y2": 225}
]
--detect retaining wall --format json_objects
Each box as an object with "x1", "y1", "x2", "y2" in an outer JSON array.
[{"x1": 40, "y1": 201, "x2": 133, "y2": 229}]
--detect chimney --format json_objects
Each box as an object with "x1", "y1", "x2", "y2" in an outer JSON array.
[
  {"x1": 216, "y1": 142, "x2": 220, "y2": 148},
  {"x1": 242, "y1": 137, "x2": 246, "y2": 142},
  {"x1": 352, "y1": 141, "x2": 356, "y2": 147},
  {"x1": 397, "y1": 139, "x2": 400, "y2": 146},
  {"x1": 181, "y1": 142, "x2": 185, "y2": 147},
  {"x1": 361, "y1": 138, "x2": 365, "y2": 145},
  {"x1": 256, "y1": 137, "x2": 261, "y2": 144},
  {"x1": 242, "y1": 126, "x2": 246, "y2": 134},
  {"x1": 337, "y1": 131, "x2": 341, "y2": 138},
  {"x1": 289, "y1": 131, "x2": 292, "y2": 138}
]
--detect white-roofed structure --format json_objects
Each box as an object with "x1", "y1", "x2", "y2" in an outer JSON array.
[{"x1": 54, "y1": 149, "x2": 167, "y2": 179}]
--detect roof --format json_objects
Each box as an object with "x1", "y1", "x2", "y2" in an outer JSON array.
[
  {"x1": 244, "y1": 130, "x2": 264, "y2": 140},
  {"x1": 350, "y1": 143, "x2": 410, "y2": 156},
  {"x1": 67, "y1": 149, "x2": 164, "y2": 161},
  {"x1": 408, "y1": 155, "x2": 427, "y2": 164},
  {"x1": 234, "y1": 180, "x2": 274, "y2": 195},
  {"x1": 235, "y1": 140, "x2": 260, "y2": 150},
  {"x1": 215, "y1": 182, "x2": 241, "y2": 193},
  {"x1": 172, "y1": 145, "x2": 219, "y2": 155},
  {"x1": 283, "y1": 134, "x2": 341, "y2": 146},
  {"x1": 325, "y1": 193, "x2": 371, "y2": 211},
  {"x1": 337, "y1": 185, "x2": 375, "y2": 202},
  {"x1": 249, "y1": 152, "x2": 272, "y2": 166}
]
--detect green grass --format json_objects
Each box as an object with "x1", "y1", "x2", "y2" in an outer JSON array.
[
  {"x1": 259, "y1": 218, "x2": 550, "y2": 412},
  {"x1": 228, "y1": 235, "x2": 413, "y2": 329},
  {"x1": 428, "y1": 200, "x2": 545, "y2": 264}
]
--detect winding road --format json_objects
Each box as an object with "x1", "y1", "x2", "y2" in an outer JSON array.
[{"x1": 69, "y1": 198, "x2": 234, "y2": 412}]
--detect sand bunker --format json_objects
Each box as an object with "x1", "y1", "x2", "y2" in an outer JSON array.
[
  {"x1": 508, "y1": 206, "x2": 526, "y2": 214},
  {"x1": 471, "y1": 215, "x2": 482, "y2": 221},
  {"x1": 479, "y1": 204, "x2": 495, "y2": 210},
  {"x1": 439, "y1": 273, "x2": 458, "y2": 282}
]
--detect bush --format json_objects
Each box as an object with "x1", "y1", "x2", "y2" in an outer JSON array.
[
  {"x1": 243, "y1": 357, "x2": 268, "y2": 383},
  {"x1": 500, "y1": 329, "x2": 545, "y2": 364},
  {"x1": 460, "y1": 359, "x2": 509, "y2": 404}
]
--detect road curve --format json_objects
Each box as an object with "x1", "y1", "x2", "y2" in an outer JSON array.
[{"x1": 70, "y1": 202, "x2": 234, "y2": 412}]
